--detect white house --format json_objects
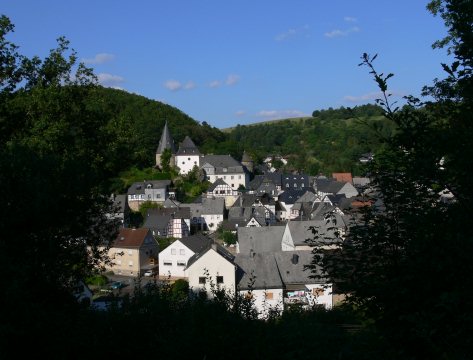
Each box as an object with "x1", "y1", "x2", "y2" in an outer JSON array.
[
  {"x1": 175, "y1": 136, "x2": 201, "y2": 175},
  {"x1": 127, "y1": 180, "x2": 171, "y2": 211},
  {"x1": 158, "y1": 234, "x2": 213, "y2": 280},
  {"x1": 186, "y1": 243, "x2": 236, "y2": 298},
  {"x1": 201, "y1": 197, "x2": 225, "y2": 232},
  {"x1": 200, "y1": 154, "x2": 249, "y2": 190}
]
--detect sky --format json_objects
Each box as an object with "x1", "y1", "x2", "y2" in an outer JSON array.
[{"x1": 2, "y1": 0, "x2": 450, "y2": 129}]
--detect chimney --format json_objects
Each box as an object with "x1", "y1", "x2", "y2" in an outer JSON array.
[{"x1": 291, "y1": 253, "x2": 299, "y2": 265}]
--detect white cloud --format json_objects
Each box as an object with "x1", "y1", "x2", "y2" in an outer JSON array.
[
  {"x1": 235, "y1": 110, "x2": 246, "y2": 117},
  {"x1": 209, "y1": 80, "x2": 221, "y2": 88},
  {"x1": 275, "y1": 24, "x2": 310, "y2": 41},
  {"x1": 256, "y1": 109, "x2": 308, "y2": 119},
  {"x1": 97, "y1": 73, "x2": 124, "y2": 87},
  {"x1": 82, "y1": 53, "x2": 115, "y2": 64},
  {"x1": 344, "y1": 16, "x2": 357, "y2": 22},
  {"x1": 184, "y1": 81, "x2": 196, "y2": 90},
  {"x1": 324, "y1": 26, "x2": 360, "y2": 38},
  {"x1": 164, "y1": 80, "x2": 182, "y2": 91},
  {"x1": 226, "y1": 74, "x2": 240, "y2": 86}
]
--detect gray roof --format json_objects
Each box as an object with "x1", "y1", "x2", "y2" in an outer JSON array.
[
  {"x1": 315, "y1": 179, "x2": 345, "y2": 194},
  {"x1": 207, "y1": 178, "x2": 230, "y2": 192},
  {"x1": 237, "y1": 226, "x2": 285, "y2": 255},
  {"x1": 163, "y1": 198, "x2": 181, "y2": 208},
  {"x1": 112, "y1": 194, "x2": 127, "y2": 213},
  {"x1": 279, "y1": 189, "x2": 313, "y2": 204},
  {"x1": 156, "y1": 121, "x2": 176, "y2": 154},
  {"x1": 200, "y1": 155, "x2": 245, "y2": 174},
  {"x1": 127, "y1": 180, "x2": 171, "y2": 195},
  {"x1": 176, "y1": 136, "x2": 200, "y2": 155},
  {"x1": 142, "y1": 214, "x2": 170, "y2": 232},
  {"x1": 201, "y1": 197, "x2": 225, "y2": 215},
  {"x1": 274, "y1": 251, "x2": 324, "y2": 285},
  {"x1": 235, "y1": 253, "x2": 283, "y2": 290},
  {"x1": 295, "y1": 191, "x2": 318, "y2": 204},
  {"x1": 287, "y1": 219, "x2": 346, "y2": 245},
  {"x1": 146, "y1": 207, "x2": 191, "y2": 219},
  {"x1": 179, "y1": 233, "x2": 213, "y2": 254},
  {"x1": 282, "y1": 174, "x2": 310, "y2": 189},
  {"x1": 186, "y1": 242, "x2": 235, "y2": 269}
]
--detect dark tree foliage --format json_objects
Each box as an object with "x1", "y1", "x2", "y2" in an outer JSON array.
[{"x1": 308, "y1": 1, "x2": 473, "y2": 358}]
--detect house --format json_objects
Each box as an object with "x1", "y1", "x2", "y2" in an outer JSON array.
[
  {"x1": 200, "y1": 154, "x2": 249, "y2": 190},
  {"x1": 103, "y1": 228, "x2": 159, "y2": 276},
  {"x1": 234, "y1": 253, "x2": 284, "y2": 318},
  {"x1": 107, "y1": 194, "x2": 129, "y2": 228},
  {"x1": 142, "y1": 207, "x2": 191, "y2": 238},
  {"x1": 155, "y1": 120, "x2": 176, "y2": 169},
  {"x1": 205, "y1": 178, "x2": 240, "y2": 207},
  {"x1": 229, "y1": 193, "x2": 277, "y2": 226},
  {"x1": 273, "y1": 251, "x2": 333, "y2": 309},
  {"x1": 186, "y1": 243, "x2": 236, "y2": 297},
  {"x1": 158, "y1": 234, "x2": 213, "y2": 280},
  {"x1": 175, "y1": 136, "x2": 201, "y2": 175},
  {"x1": 200, "y1": 197, "x2": 226, "y2": 232},
  {"x1": 127, "y1": 180, "x2": 172, "y2": 211},
  {"x1": 278, "y1": 189, "x2": 314, "y2": 221}
]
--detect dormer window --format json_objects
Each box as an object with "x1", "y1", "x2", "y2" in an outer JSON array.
[{"x1": 147, "y1": 184, "x2": 152, "y2": 189}]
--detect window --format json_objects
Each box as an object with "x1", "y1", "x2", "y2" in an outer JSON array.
[
  {"x1": 179, "y1": 249, "x2": 185, "y2": 255},
  {"x1": 294, "y1": 183, "x2": 297, "y2": 187},
  {"x1": 199, "y1": 277, "x2": 206, "y2": 284},
  {"x1": 156, "y1": 193, "x2": 161, "y2": 199},
  {"x1": 128, "y1": 260, "x2": 133, "y2": 267},
  {"x1": 231, "y1": 176, "x2": 234, "y2": 180},
  {"x1": 177, "y1": 261, "x2": 186, "y2": 267},
  {"x1": 171, "y1": 248, "x2": 176, "y2": 255},
  {"x1": 163, "y1": 261, "x2": 172, "y2": 266},
  {"x1": 128, "y1": 250, "x2": 133, "y2": 256},
  {"x1": 231, "y1": 184, "x2": 234, "y2": 188},
  {"x1": 239, "y1": 175, "x2": 241, "y2": 179},
  {"x1": 312, "y1": 288, "x2": 324, "y2": 297},
  {"x1": 224, "y1": 176, "x2": 226, "y2": 180},
  {"x1": 188, "y1": 157, "x2": 191, "y2": 161},
  {"x1": 265, "y1": 292, "x2": 274, "y2": 300},
  {"x1": 148, "y1": 194, "x2": 151, "y2": 199},
  {"x1": 216, "y1": 276, "x2": 224, "y2": 284},
  {"x1": 286, "y1": 184, "x2": 289, "y2": 188},
  {"x1": 244, "y1": 292, "x2": 253, "y2": 299}
]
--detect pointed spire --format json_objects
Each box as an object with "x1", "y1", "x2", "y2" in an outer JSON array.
[{"x1": 156, "y1": 121, "x2": 176, "y2": 154}]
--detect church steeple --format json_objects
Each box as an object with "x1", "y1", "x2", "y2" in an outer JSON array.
[
  {"x1": 156, "y1": 121, "x2": 176, "y2": 168},
  {"x1": 156, "y1": 121, "x2": 176, "y2": 154}
]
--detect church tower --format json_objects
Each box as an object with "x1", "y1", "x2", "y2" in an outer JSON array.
[
  {"x1": 156, "y1": 120, "x2": 176, "y2": 169},
  {"x1": 241, "y1": 150, "x2": 254, "y2": 174}
]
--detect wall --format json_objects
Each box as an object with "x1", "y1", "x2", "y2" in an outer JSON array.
[{"x1": 158, "y1": 240, "x2": 194, "y2": 279}]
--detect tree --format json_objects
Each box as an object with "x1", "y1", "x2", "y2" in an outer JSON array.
[
  {"x1": 308, "y1": 2, "x2": 473, "y2": 358},
  {"x1": 0, "y1": 16, "x2": 117, "y2": 314}
]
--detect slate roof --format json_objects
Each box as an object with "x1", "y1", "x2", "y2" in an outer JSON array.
[
  {"x1": 127, "y1": 180, "x2": 171, "y2": 195},
  {"x1": 179, "y1": 233, "x2": 213, "y2": 254},
  {"x1": 237, "y1": 226, "x2": 285, "y2": 255},
  {"x1": 112, "y1": 228, "x2": 153, "y2": 248},
  {"x1": 278, "y1": 189, "x2": 314, "y2": 204},
  {"x1": 282, "y1": 174, "x2": 310, "y2": 189},
  {"x1": 142, "y1": 215, "x2": 170, "y2": 232},
  {"x1": 176, "y1": 136, "x2": 200, "y2": 155},
  {"x1": 201, "y1": 197, "x2": 225, "y2": 215},
  {"x1": 207, "y1": 178, "x2": 230, "y2": 192},
  {"x1": 186, "y1": 242, "x2": 235, "y2": 269},
  {"x1": 156, "y1": 121, "x2": 176, "y2": 154},
  {"x1": 273, "y1": 251, "x2": 325, "y2": 285},
  {"x1": 200, "y1": 155, "x2": 245, "y2": 174},
  {"x1": 112, "y1": 194, "x2": 127, "y2": 213},
  {"x1": 235, "y1": 253, "x2": 283, "y2": 290},
  {"x1": 315, "y1": 178, "x2": 345, "y2": 194},
  {"x1": 146, "y1": 207, "x2": 191, "y2": 219}
]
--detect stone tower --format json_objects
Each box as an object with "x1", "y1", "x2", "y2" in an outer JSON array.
[
  {"x1": 155, "y1": 120, "x2": 176, "y2": 169},
  {"x1": 241, "y1": 150, "x2": 254, "y2": 174}
]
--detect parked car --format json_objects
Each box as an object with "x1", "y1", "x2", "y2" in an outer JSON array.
[
  {"x1": 143, "y1": 270, "x2": 155, "y2": 277},
  {"x1": 110, "y1": 281, "x2": 124, "y2": 289}
]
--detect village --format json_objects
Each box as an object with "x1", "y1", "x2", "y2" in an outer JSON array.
[{"x1": 88, "y1": 120, "x2": 377, "y2": 316}]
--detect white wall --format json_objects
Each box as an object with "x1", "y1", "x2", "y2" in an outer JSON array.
[
  {"x1": 281, "y1": 224, "x2": 295, "y2": 251},
  {"x1": 175, "y1": 154, "x2": 200, "y2": 175},
  {"x1": 158, "y1": 240, "x2": 194, "y2": 279},
  {"x1": 188, "y1": 248, "x2": 236, "y2": 297},
  {"x1": 305, "y1": 284, "x2": 333, "y2": 309},
  {"x1": 239, "y1": 288, "x2": 284, "y2": 319},
  {"x1": 202, "y1": 213, "x2": 223, "y2": 232},
  {"x1": 208, "y1": 173, "x2": 247, "y2": 190}
]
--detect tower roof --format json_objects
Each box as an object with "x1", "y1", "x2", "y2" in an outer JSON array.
[
  {"x1": 156, "y1": 121, "x2": 176, "y2": 154},
  {"x1": 176, "y1": 136, "x2": 200, "y2": 155}
]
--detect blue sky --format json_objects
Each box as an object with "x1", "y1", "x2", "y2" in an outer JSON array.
[{"x1": 2, "y1": 0, "x2": 450, "y2": 128}]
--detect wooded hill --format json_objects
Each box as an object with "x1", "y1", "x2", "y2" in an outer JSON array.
[{"x1": 97, "y1": 86, "x2": 393, "y2": 179}]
